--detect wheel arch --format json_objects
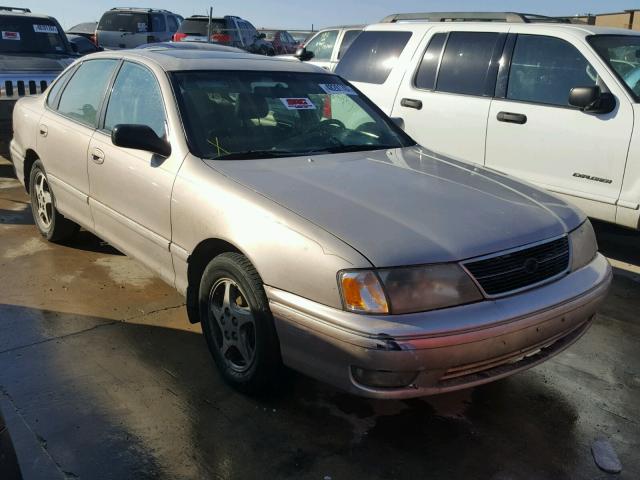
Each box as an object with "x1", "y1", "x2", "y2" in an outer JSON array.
[
  {"x1": 23, "y1": 149, "x2": 40, "y2": 192},
  {"x1": 185, "y1": 238, "x2": 246, "y2": 324}
]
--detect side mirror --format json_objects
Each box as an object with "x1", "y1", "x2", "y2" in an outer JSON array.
[
  {"x1": 294, "y1": 46, "x2": 314, "y2": 61},
  {"x1": 569, "y1": 86, "x2": 615, "y2": 114},
  {"x1": 112, "y1": 124, "x2": 171, "y2": 157},
  {"x1": 390, "y1": 117, "x2": 405, "y2": 130}
]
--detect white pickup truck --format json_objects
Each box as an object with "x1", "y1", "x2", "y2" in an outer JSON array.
[{"x1": 332, "y1": 12, "x2": 640, "y2": 230}]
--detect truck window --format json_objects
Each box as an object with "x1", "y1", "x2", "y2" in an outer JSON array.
[
  {"x1": 507, "y1": 35, "x2": 597, "y2": 106},
  {"x1": 305, "y1": 30, "x2": 338, "y2": 61},
  {"x1": 435, "y1": 32, "x2": 500, "y2": 96},
  {"x1": 0, "y1": 16, "x2": 67, "y2": 54},
  {"x1": 336, "y1": 31, "x2": 412, "y2": 85},
  {"x1": 337, "y1": 30, "x2": 361, "y2": 59},
  {"x1": 414, "y1": 33, "x2": 447, "y2": 90}
]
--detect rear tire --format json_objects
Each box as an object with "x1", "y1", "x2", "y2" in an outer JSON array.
[
  {"x1": 199, "y1": 252, "x2": 281, "y2": 393},
  {"x1": 29, "y1": 160, "x2": 79, "y2": 242}
]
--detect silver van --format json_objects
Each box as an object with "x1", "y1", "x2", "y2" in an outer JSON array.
[{"x1": 96, "y1": 7, "x2": 181, "y2": 49}]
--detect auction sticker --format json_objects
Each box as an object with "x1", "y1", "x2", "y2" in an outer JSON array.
[
  {"x1": 280, "y1": 98, "x2": 316, "y2": 110},
  {"x1": 2, "y1": 31, "x2": 20, "y2": 40},
  {"x1": 319, "y1": 83, "x2": 357, "y2": 95},
  {"x1": 33, "y1": 24, "x2": 58, "y2": 34}
]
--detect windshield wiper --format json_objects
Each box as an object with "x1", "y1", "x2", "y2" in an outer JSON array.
[
  {"x1": 303, "y1": 144, "x2": 398, "y2": 155},
  {"x1": 212, "y1": 149, "x2": 306, "y2": 160}
]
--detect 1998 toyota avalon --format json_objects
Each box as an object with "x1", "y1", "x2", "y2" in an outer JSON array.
[{"x1": 10, "y1": 49, "x2": 612, "y2": 398}]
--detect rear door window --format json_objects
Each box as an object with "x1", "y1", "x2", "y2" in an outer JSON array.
[
  {"x1": 435, "y1": 32, "x2": 501, "y2": 96},
  {"x1": 98, "y1": 12, "x2": 149, "y2": 33},
  {"x1": 337, "y1": 29, "x2": 361, "y2": 59},
  {"x1": 151, "y1": 14, "x2": 166, "y2": 32},
  {"x1": 507, "y1": 34, "x2": 598, "y2": 106},
  {"x1": 56, "y1": 59, "x2": 118, "y2": 127},
  {"x1": 304, "y1": 30, "x2": 338, "y2": 61},
  {"x1": 336, "y1": 31, "x2": 412, "y2": 84}
]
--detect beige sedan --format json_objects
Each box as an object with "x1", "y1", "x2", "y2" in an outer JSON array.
[{"x1": 10, "y1": 48, "x2": 611, "y2": 398}]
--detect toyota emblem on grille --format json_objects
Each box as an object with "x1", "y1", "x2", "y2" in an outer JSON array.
[{"x1": 523, "y1": 258, "x2": 539, "y2": 274}]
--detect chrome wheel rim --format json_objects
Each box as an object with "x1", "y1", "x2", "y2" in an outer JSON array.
[
  {"x1": 34, "y1": 171, "x2": 53, "y2": 230},
  {"x1": 208, "y1": 278, "x2": 256, "y2": 373}
]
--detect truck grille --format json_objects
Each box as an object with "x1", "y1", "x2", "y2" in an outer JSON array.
[
  {"x1": 1, "y1": 76, "x2": 53, "y2": 100},
  {"x1": 463, "y1": 236, "x2": 570, "y2": 296}
]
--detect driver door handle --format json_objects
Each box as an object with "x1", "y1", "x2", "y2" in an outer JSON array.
[
  {"x1": 497, "y1": 111, "x2": 527, "y2": 124},
  {"x1": 39, "y1": 125, "x2": 48, "y2": 137},
  {"x1": 400, "y1": 98, "x2": 423, "y2": 110},
  {"x1": 90, "y1": 148, "x2": 105, "y2": 164}
]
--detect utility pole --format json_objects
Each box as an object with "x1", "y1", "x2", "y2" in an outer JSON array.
[{"x1": 207, "y1": 6, "x2": 213, "y2": 43}]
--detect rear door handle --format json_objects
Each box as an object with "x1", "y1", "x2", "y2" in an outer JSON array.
[
  {"x1": 39, "y1": 125, "x2": 48, "y2": 137},
  {"x1": 90, "y1": 148, "x2": 105, "y2": 164},
  {"x1": 497, "y1": 111, "x2": 527, "y2": 124},
  {"x1": 400, "y1": 98, "x2": 423, "y2": 110}
]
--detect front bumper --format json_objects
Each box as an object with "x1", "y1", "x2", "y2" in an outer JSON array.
[{"x1": 268, "y1": 253, "x2": 612, "y2": 398}]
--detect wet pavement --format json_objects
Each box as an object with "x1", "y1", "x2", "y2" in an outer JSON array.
[{"x1": 0, "y1": 156, "x2": 638, "y2": 479}]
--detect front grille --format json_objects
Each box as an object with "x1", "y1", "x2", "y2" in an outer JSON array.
[{"x1": 464, "y1": 236, "x2": 569, "y2": 296}]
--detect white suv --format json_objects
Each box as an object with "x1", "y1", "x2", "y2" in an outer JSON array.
[{"x1": 334, "y1": 12, "x2": 640, "y2": 230}]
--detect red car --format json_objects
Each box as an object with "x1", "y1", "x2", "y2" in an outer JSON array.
[{"x1": 259, "y1": 29, "x2": 298, "y2": 54}]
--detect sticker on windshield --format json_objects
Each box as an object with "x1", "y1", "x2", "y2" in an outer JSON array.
[
  {"x1": 33, "y1": 24, "x2": 58, "y2": 34},
  {"x1": 319, "y1": 83, "x2": 357, "y2": 95},
  {"x1": 280, "y1": 98, "x2": 316, "y2": 110},
  {"x1": 1, "y1": 31, "x2": 20, "y2": 40},
  {"x1": 137, "y1": 22, "x2": 148, "y2": 32}
]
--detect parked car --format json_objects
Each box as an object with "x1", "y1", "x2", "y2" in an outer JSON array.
[
  {"x1": 66, "y1": 21, "x2": 97, "y2": 44},
  {"x1": 258, "y1": 29, "x2": 298, "y2": 54},
  {"x1": 95, "y1": 7, "x2": 181, "y2": 49},
  {"x1": 0, "y1": 6, "x2": 76, "y2": 147},
  {"x1": 295, "y1": 25, "x2": 362, "y2": 71},
  {"x1": 67, "y1": 34, "x2": 102, "y2": 55},
  {"x1": 333, "y1": 12, "x2": 640, "y2": 231},
  {"x1": 10, "y1": 49, "x2": 611, "y2": 398},
  {"x1": 0, "y1": 407, "x2": 22, "y2": 479},
  {"x1": 173, "y1": 15, "x2": 274, "y2": 55}
]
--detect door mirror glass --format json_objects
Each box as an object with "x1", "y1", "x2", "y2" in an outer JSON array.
[
  {"x1": 569, "y1": 86, "x2": 616, "y2": 113},
  {"x1": 112, "y1": 124, "x2": 171, "y2": 157}
]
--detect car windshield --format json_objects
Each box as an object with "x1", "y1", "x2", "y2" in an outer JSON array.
[
  {"x1": 0, "y1": 17, "x2": 67, "y2": 54},
  {"x1": 588, "y1": 34, "x2": 640, "y2": 100},
  {"x1": 98, "y1": 12, "x2": 150, "y2": 33},
  {"x1": 171, "y1": 70, "x2": 414, "y2": 159}
]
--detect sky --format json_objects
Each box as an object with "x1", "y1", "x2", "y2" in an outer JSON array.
[{"x1": 24, "y1": 0, "x2": 640, "y2": 30}]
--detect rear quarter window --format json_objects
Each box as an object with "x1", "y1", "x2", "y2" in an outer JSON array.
[{"x1": 336, "y1": 31, "x2": 412, "y2": 85}]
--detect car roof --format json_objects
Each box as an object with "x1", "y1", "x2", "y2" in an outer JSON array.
[
  {"x1": 86, "y1": 48, "x2": 329, "y2": 73},
  {"x1": 366, "y1": 20, "x2": 640, "y2": 37},
  {"x1": 0, "y1": 10, "x2": 55, "y2": 20}
]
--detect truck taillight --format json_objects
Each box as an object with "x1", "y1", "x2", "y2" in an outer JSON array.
[
  {"x1": 211, "y1": 33, "x2": 231, "y2": 44},
  {"x1": 173, "y1": 32, "x2": 187, "y2": 42},
  {"x1": 90, "y1": 33, "x2": 97, "y2": 45}
]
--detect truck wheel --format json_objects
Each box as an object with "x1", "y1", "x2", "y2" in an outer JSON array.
[
  {"x1": 199, "y1": 252, "x2": 281, "y2": 393},
  {"x1": 29, "y1": 160, "x2": 79, "y2": 242}
]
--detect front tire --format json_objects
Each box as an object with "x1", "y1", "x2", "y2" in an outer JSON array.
[
  {"x1": 199, "y1": 252, "x2": 281, "y2": 393},
  {"x1": 29, "y1": 160, "x2": 79, "y2": 242}
]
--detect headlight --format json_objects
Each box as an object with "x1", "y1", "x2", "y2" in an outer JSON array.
[
  {"x1": 569, "y1": 220, "x2": 598, "y2": 271},
  {"x1": 339, "y1": 264, "x2": 482, "y2": 315}
]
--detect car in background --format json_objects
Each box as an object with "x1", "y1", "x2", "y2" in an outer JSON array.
[
  {"x1": 11, "y1": 48, "x2": 611, "y2": 399},
  {"x1": 0, "y1": 407, "x2": 22, "y2": 479},
  {"x1": 258, "y1": 29, "x2": 298, "y2": 54},
  {"x1": 67, "y1": 34, "x2": 102, "y2": 55},
  {"x1": 295, "y1": 25, "x2": 362, "y2": 71},
  {"x1": 335, "y1": 12, "x2": 640, "y2": 231},
  {"x1": 173, "y1": 15, "x2": 274, "y2": 55},
  {"x1": 0, "y1": 6, "x2": 76, "y2": 147},
  {"x1": 66, "y1": 21, "x2": 98, "y2": 44},
  {"x1": 95, "y1": 7, "x2": 181, "y2": 49}
]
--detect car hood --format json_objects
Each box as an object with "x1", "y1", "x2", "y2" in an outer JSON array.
[
  {"x1": 206, "y1": 147, "x2": 585, "y2": 267},
  {"x1": 0, "y1": 53, "x2": 75, "y2": 72}
]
